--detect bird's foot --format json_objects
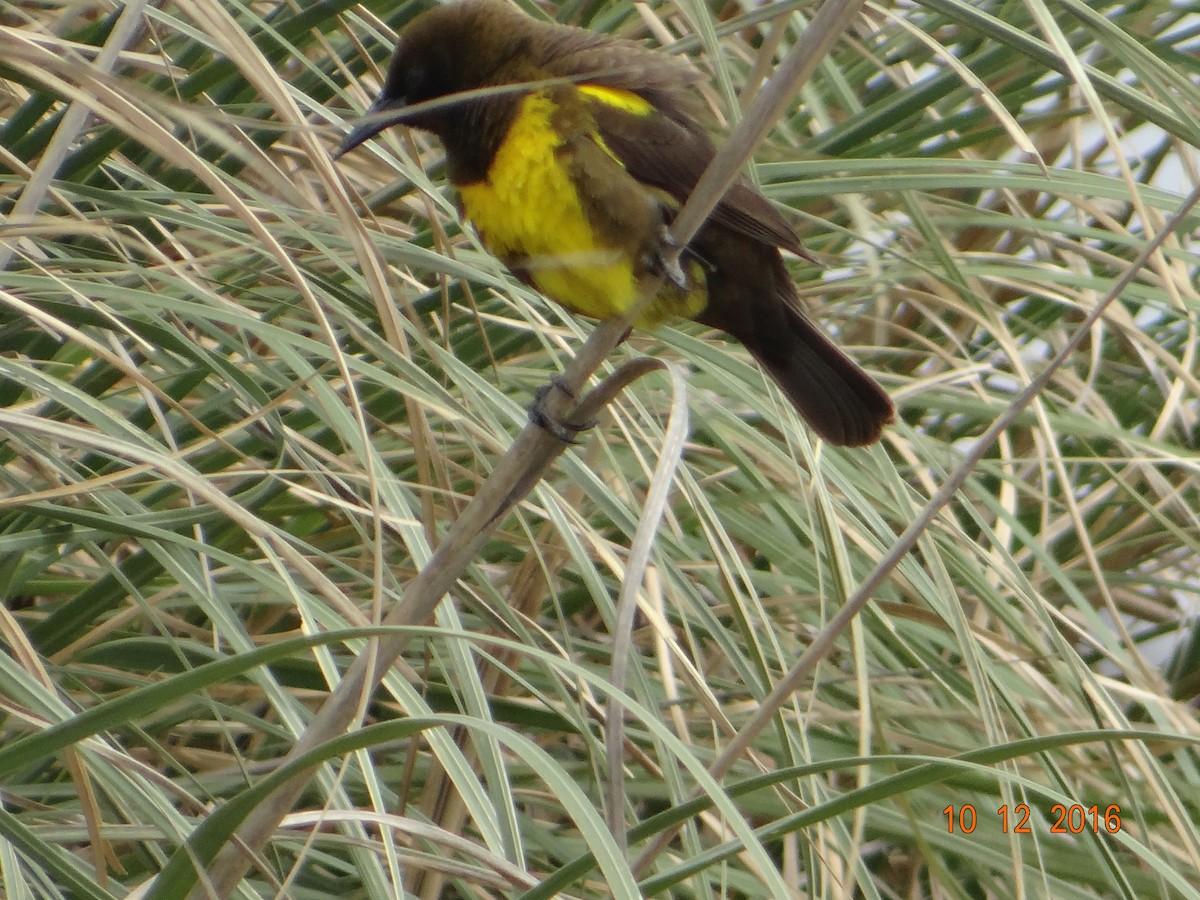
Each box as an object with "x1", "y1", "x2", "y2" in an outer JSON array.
[
  {"x1": 651, "y1": 227, "x2": 689, "y2": 291},
  {"x1": 529, "y1": 376, "x2": 596, "y2": 444}
]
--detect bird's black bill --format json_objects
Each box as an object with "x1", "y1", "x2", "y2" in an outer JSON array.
[{"x1": 334, "y1": 97, "x2": 410, "y2": 158}]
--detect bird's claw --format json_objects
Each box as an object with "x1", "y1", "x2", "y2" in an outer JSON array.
[
  {"x1": 529, "y1": 376, "x2": 596, "y2": 444},
  {"x1": 652, "y1": 228, "x2": 689, "y2": 291}
]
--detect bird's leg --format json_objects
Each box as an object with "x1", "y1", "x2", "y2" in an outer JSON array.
[
  {"x1": 647, "y1": 226, "x2": 689, "y2": 291},
  {"x1": 529, "y1": 374, "x2": 597, "y2": 443}
]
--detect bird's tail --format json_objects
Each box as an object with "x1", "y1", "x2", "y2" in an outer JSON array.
[
  {"x1": 695, "y1": 251, "x2": 893, "y2": 446},
  {"x1": 735, "y1": 298, "x2": 893, "y2": 446}
]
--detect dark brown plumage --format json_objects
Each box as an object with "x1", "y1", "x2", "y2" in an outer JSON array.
[{"x1": 339, "y1": 0, "x2": 894, "y2": 446}]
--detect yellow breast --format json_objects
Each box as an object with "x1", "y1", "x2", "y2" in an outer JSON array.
[{"x1": 456, "y1": 90, "x2": 705, "y2": 326}]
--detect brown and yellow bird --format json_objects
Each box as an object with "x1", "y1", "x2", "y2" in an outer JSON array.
[{"x1": 337, "y1": 0, "x2": 893, "y2": 446}]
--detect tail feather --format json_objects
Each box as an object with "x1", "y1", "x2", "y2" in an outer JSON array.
[
  {"x1": 692, "y1": 238, "x2": 893, "y2": 446},
  {"x1": 736, "y1": 300, "x2": 893, "y2": 446}
]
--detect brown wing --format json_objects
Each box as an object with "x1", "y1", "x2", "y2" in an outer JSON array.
[
  {"x1": 583, "y1": 91, "x2": 807, "y2": 255},
  {"x1": 522, "y1": 15, "x2": 804, "y2": 254}
]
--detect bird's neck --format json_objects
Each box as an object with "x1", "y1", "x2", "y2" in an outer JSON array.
[{"x1": 437, "y1": 92, "x2": 522, "y2": 185}]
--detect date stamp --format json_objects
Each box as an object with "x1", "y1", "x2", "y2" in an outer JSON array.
[{"x1": 944, "y1": 804, "x2": 1122, "y2": 834}]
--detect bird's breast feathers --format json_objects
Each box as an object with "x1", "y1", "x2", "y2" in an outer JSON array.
[{"x1": 455, "y1": 87, "x2": 705, "y2": 325}]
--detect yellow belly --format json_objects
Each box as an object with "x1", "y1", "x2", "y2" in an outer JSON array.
[{"x1": 456, "y1": 91, "x2": 704, "y2": 326}]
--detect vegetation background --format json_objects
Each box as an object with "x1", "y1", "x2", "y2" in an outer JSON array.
[{"x1": 1, "y1": 0, "x2": 1197, "y2": 897}]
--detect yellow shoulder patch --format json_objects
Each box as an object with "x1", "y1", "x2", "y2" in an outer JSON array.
[{"x1": 577, "y1": 84, "x2": 654, "y2": 116}]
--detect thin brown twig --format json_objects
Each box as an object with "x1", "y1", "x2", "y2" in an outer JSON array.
[{"x1": 195, "y1": 317, "x2": 634, "y2": 897}]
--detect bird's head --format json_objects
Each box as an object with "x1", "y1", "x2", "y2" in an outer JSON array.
[{"x1": 336, "y1": 1, "x2": 540, "y2": 157}]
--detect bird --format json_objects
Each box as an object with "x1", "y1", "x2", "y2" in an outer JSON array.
[{"x1": 336, "y1": 0, "x2": 893, "y2": 446}]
